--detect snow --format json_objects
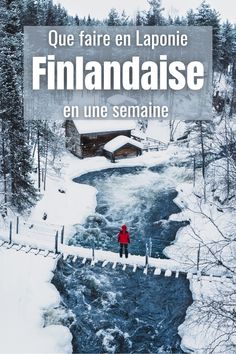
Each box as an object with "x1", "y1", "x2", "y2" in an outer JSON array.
[
  {"x1": 144, "y1": 120, "x2": 188, "y2": 144},
  {"x1": 0, "y1": 247, "x2": 72, "y2": 354},
  {"x1": 1, "y1": 113, "x2": 235, "y2": 354},
  {"x1": 179, "y1": 278, "x2": 236, "y2": 354},
  {"x1": 131, "y1": 129, "x2": 146, "y2": 140},
  {"x1": 164, "y1": 180, "x2": 236, "y2": 276},
  {"x1": 103, "y1": 135, "x2": 143, "y2": 153},
  {"x1": 163, "y1": 158, "x2": 236, "y2": 352},
  {"x1": 73, "y1": 119, "x2": 136, "y2": 134},
  {"x1": 0, "y1": 142, "x2": 185, "y2": 354}
]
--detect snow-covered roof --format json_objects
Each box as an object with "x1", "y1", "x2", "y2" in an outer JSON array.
[
  {"x1": 103, "y1": 135, "x2": 143, "y2": 153},
  {"x1": 107, "y1": 94, "x2": 137, "y2": 106},
  {"x1": 131, "y1": 130, "x2": 146, "y2": 140},
  {"x1": 73, "y1": 120, "x2": 136, "y2": 134}
]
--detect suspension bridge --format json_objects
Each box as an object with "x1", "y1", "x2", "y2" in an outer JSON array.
[{"x1": 0, "y1": 217, "x2": 235, "y2": 284}]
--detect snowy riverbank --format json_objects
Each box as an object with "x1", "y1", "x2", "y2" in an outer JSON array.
[
  {"x1": 165, "y1": 178, "x2": 236, "y2": 352},
  {"x1": 1, "y1": 140, "x2": 232, "y2": 353},
  {"x1": 0, "y1": 247, "x2": 72, "y2": 353},
  {"x1": 1, "y1": 145, "x2": 188, "y2": 353}
]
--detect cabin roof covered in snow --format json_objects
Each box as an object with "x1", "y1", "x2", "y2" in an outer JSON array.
[
  {"x1": 103, "y1": 135, "x2": 143, "y2": 153},
  {"x1": 107, "y1": 94, "x2": 137, "y2": 106},
  {"x1": 73, "y1": 120, "x2": 136, "y2": 134},
  {"x1": 131, "y1": 129, "x2": 146, "y2": 140}
]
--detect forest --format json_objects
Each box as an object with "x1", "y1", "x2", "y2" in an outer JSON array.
[
  {"x1": 0, "y1": 0, "x2": 235, "y2": 207},
  {"x1": 0, "y1": 1, "x2": 236, "y2": 353}
]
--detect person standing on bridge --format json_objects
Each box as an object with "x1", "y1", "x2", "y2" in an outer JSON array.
[{"x1": 118, "y1": 225, "x2": 130, "y2": 258}]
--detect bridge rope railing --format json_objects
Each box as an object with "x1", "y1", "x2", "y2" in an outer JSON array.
[{"x1": 0, "y1": 218, "x2": 235, "y2": 283}]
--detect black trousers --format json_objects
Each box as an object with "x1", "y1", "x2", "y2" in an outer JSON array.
[{"x1": 120, "y1": 243, "x2": 128, "y2": 258}]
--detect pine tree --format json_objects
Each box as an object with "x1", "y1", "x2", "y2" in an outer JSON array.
[
  {"x1": 45, "y1": 0, "x2": 56, "y2": 25},
  {"x1": 194, "y1": 1, "x2": 221, "y2": 70},
  {"x1": 74, "y1": 14, "x2": 80, "y2": 26},
  {"x1": 54, "y1": 4, "x2": 69, "y2": 25},
  {"x1": 120, "y1": 10, "x2": 129, "y2": 26},
  {"x1": 24, "y1": 0, "x2": 39, "y2": 26},
  {"x1": 145, "y1": 0, "x2": 165, "y2": 26},
  {"x1": 0, "y1": 0, "x2": 7, "y2": 29},
  {"x1": 0, "y1": 0, "x2": 37, "y2": 212},
  {"x1": 219, "y1": 21, "x2": 235, "y2": 73},
  {"x1": 186, "y1": 9, "x2": 195, "y2": 25},
  {"x1": 107, "y1": 8, "x2": 120, "y2": 26},
  {"x1": 86, "y1": 14, "x2": 92, "y2": 26},
  {"x1": 173, "y1": 16, "x2": 186, "y2": 25},
  {"x1": 136, "y1": 11, "x2": 143, "y2": 26},
  {"x1": 188, "y1": 120, "x2": 214, "y2": 200},
  {"x1": 166, "y1": 15, "x2": 174, "y2": 25}
]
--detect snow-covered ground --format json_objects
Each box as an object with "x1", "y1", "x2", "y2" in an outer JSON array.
[
  {"x1": 0, "y1": 247, "x2": 72, "y2": 353},
  {"x1": 164, "y1": 167, "x2": 236, "y2": 352},
  {"x1": 0, "y1": 118, "x2": 235, "y2": 354},
  {"x1": 0, "y1": 121, "x2": 191, "y2": 354},
  {"x1": 0, "y1": 139, "x2": 187, "y2": 354}
]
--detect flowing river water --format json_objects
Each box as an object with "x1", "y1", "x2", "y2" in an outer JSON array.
[{"x1": 52, "y1": 164, "x2": 193, "y2": 353}]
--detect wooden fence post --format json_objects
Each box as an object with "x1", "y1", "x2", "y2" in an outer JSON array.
[
  {"x1": 193, "y1": 156, "x2": 196, "y2": 187},
  {"x1": 55, "y1": 231, "x2": 59, "y2": 254},
  {"x1": 145, "y1": 242, "x2": 149, "y2": 267},
  {"x1": 16, "y1": 216, "x2": 19, "y2": 234},
  {"x1": 60, "y1": 226, "x2": 65, "y2": 244},
  {"x1": 9, "y1": 221, "x2": 12, "y2": 244},
  {"x1": 149, "y1": 237, "x2": 152, "y2": 257},
  {"x1": 92, "y1": 240, "x2": 95, "y2": 261}
]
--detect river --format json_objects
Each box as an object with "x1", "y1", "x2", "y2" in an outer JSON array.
[{"x1": 52, "y1": 163, "x2": 193, "y2": 353}]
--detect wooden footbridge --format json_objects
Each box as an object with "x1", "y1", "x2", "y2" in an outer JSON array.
[{"x1": 0, "y1": 218, "x2": 235, "y2": 284}]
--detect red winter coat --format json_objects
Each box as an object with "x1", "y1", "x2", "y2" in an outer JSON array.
[{"x1": 118, "y1": 225, "x2": 130, "y2": 244}]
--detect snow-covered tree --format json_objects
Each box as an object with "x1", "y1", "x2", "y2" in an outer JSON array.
[
  {"x1": 193, "y1": 1, "x2": 221, "y2": 70},
  {"x1": 145, "y1": 0, "x2": 165, "y2": 26},
  {"x1": 107, "y1": 8, "x2": 121, "y2": 26},
  {"x1": 120, "y1": 10, "x2": 129, "y2": 26},
  {"x1": 23, "y1": 0, "x2": 39, "y2": 26},
  {"x1": 0, "y1": 0, "x2": 38, "y2": 212},
  {"x1": 219, "y1": 21, "x2": 236, "y2": 73},
  {"x1": 186, "y1": 9, "x2": 195, "y2": 25},
  {"x1": 136, "y1": 11, "x2": 144, "y2": 26}
]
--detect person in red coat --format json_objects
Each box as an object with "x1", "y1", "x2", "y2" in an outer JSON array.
[{"x1": 118, "y1": 224, "x2": 130, "y2": 258}]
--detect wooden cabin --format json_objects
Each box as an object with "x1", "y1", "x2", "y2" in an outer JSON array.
[
  {"x1": 103, "y1": 136, "x2": 143, "y2": 162},
  {"x1": 65, "y1": 120, "x2": 136, "y2": 158}
]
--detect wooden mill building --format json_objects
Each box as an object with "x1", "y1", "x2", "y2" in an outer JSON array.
[{"x1": 65, "y1": 120, "x2": 137, "y2": 159}]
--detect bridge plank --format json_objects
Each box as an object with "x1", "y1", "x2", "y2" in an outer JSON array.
[
  {"x1": 102, "y1": 260, "x2": 108, "y2": 267},
  {"x1": 154, "y1": 268, "x2": 161, "y2": 275}
]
